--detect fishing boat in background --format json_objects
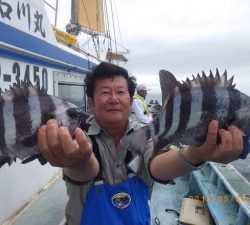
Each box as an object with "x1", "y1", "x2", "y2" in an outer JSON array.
[
  {"x1": 0, "y1": 0, "x2": 249, "y2": 225},
  {"x1": 48, "y1": 0, "x2": 129, "y2": 63}
]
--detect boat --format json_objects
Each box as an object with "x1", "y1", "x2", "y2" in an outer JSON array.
[
  {"x1": 0, "y1": 0, "x2": 126, "y2": 223},
  {"x1": 1, "y1": 1, "x2": 250, "y2": 225},
  {"x1": 151, "y1": 162, "x2": 250, "y2": 225}
]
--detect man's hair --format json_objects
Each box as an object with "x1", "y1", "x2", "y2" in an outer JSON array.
[{"x1": 85, "y1": 62, "x2": 137, "y2": 98}]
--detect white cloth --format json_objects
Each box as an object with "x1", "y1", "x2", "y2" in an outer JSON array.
[{"x1": 131, "y1": 99, "x2": 152, "y2": 124}]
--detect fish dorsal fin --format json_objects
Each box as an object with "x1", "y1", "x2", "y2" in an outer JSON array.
[
  {"x1": 0, "y1": 80, "x2": 46, "y2": 102},
  {"x1": 159, "y1": 69, "x2": 235, "y2": 106},
  {"x1": 181, "y1": 69, "x2": 235, "y2": 91},
  {"x1": 159, "y1": 70, "x2": 180, "y2": 105}
]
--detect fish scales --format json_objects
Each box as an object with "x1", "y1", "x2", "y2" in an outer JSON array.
[
  {"x1": 228, "y1": 87, "x2": 241, "y2": 119},
  {"x1": 3, "y1": 94, "x2": 16, "y2": 153},
  {"x1": 38, "y1": 92, "x2": 57, "y2": 125},
  {"x1": 122, "y1": 69, "x2": 250, "y2": 156},
  {"x1": 214, "y1": 88, "x2": 229, "y2": 123},
  {"x1": 0, "y1": 97, "x2": 5, "y2": 151},
  {"x1": 161, "y1": 95, "x2": 174, "y2": 136},
  {"x1": 176, "y1": 85, "x2": 191, "y2": 135},
  {"x1": 186, "y1": 86, "x2": 218, "y2": 144},
  {"x1": 0, "y1": 81, "x2": 90, "y2": 168},
  {"x1": 13, "y1": 90, "x2": 33, "y2": 143},
  {"x1": 167, "y1": 86, "x2": 247, "y2": 146},
  {"x1": 28, "y1": 86, "x2": 42, "y2": 134}
]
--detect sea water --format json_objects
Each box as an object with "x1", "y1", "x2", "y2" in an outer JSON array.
[{"x1": 147, "y1": 93, "x2": 162, "y2": 106}]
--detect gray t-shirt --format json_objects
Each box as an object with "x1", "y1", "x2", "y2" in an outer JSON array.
[{"x1": 63, "y1": 116, "x2": 154, "y2": 225}]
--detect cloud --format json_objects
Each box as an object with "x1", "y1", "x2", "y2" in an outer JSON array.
[
  {"x1": 126, "y1": 31, "x2": 250, "y2": 72},
  {"x1": 45, "y1": 0, "x2": 250, "y2": 95},
  {"x1": 108, "y1": 0, "x2": 250, "y2": 95}
]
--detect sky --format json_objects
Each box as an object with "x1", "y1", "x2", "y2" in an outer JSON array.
[{"x1": 45, "y1": 0, "x2": 250, "y2": 97}]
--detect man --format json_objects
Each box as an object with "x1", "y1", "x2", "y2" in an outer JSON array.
[
  {"x1": 38, "y1": 62, "x2": 243, "y2": 225},
  {"x1": 131, "y1": 84, "x2": 153, "y2": 123}
]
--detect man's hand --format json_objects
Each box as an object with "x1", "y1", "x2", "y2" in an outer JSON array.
[
  {"x1": 38, "y1": 119, "x2": 93, "y2": 167},
  {"x1": 184, "y1": 120, "x2": 244, "y2": 164}
]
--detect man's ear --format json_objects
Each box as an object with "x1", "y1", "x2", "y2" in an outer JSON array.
[
  {"x1": 130, "y1": 97, "x2": 133, "y2": 105},
  {"x1": 88, "y1": 98, "x2": 94, "y2": 113}
]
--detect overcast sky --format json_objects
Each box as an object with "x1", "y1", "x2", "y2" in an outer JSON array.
[{"x1": 45, "y1": 0, "x2": 250, "y2": 95}]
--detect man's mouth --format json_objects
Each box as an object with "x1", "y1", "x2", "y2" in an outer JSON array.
[{"x1": 106, "y1": 108, "x2": 120, "y2": 111}]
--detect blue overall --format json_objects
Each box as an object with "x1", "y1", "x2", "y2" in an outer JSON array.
[
  {"x1": 80, "y1": 176, "x2": 150, "y2": 225},
  {"x1": 80, "y1": 136, "x2": 150, "y2": 225}
]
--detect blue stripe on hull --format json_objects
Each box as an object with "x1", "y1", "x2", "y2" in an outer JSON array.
[
  {"x1": 0, "y1": 22, "x2": 96, "y2": 73},
  {"x1": 0, "y1": 47, "x2": 87, "y2": 75}
]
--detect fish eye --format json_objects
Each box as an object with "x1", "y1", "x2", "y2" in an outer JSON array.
[
  {"x1": 67, "y1": 108, "x2": 78, "y2": 119},
  {"x1": 227, "y1": 115, "x2": 236, "y2": 125}
]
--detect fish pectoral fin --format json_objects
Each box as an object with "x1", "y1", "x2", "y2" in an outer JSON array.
[
  {"x1": 21, "y1": 133, "x2": 38, "y2": 147},
  {"x1": 38, "y1": 154, "x2": 47, "y2": 165},
  {"x1": 0, "y1": 156, "x2": 11, "y2": 168},
  {"x1": 21, "y1": 153, "x2": 47, "y2": 165}
]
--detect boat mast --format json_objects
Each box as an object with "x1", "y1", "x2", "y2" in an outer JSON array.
[
  {"x1": 65, "y1": 0, "x2": 128, "y2": 63},
  {"x1": 71, "y1": 0, "x2": 76, "y2": 24},
  {"x1": 66, "y1": 0, "x2": 81, "y2": 36}
]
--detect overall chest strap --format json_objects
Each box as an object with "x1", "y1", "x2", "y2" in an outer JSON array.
[{"x1": 89, "y1": 135, "x2": 134, "y2": 182}]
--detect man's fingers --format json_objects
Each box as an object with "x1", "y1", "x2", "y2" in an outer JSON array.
[
  {"x1": 46, "y1": 120, "x2": 61, "y2": 153},
  {"x1": 74, "y1": 128, "x2": 93, "y2": 157},
  {"x1": 38, "y1": 125, "x2": 49, "y2": 152},
  {"x1": 228, "y1": 126, "x2": 244, "y2": 156},
  {"x1": 204, "y1": 120, "x2": 219, "y2": 147},
  {"x1": 38, "y1": 125, "x2": 58, "y2": 164},
  {"x1": 218, "y1": 129, "x2": 231, "y2": 150},
  {"x1": 38, "y1": 120, "x2": 93, "y2": 167},
  {"x1": 58, "y1": 126, "x2": 78, "y2": 156},
  {"x1": 58, "y1": 127, "x2": 92, "y2": 161}
]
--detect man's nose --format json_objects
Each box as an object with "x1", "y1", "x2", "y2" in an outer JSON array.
[{"x1": 109, "y1": 92, "x2": 119, "y2": 102}]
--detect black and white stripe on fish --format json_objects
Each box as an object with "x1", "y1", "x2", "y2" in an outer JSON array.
[
  {"x1": 122, "y1": 69, "x2": 250, "y2": 159},
  {"x1": 0, "y1": 81, "x2": 90, "y2": 168}
]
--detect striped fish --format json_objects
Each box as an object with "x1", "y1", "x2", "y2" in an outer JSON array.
[
  {"x1": 0, "y1": 81, "x2": 89, "y2": 168},
  {"x1": 123, "y1": 69, "x2": 250, "y2": 156}
]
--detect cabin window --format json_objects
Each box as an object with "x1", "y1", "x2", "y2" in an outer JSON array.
[
  {"x1": 53, "y1": 72, "x2": 88, "y2": 113},
  {"x1": 58, "y1": 83, "x2": 86, "y2": 109}
]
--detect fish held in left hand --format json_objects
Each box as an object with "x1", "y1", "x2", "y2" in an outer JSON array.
[
  {"x1": 0, "y1": 81, "x2": 90, "y2": 168},
  {"x1": 122, "y1": 69, "x2": 250, "y2": 157}
]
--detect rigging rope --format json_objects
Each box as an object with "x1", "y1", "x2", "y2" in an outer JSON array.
[
  {"x1": 104, "y1": 0, "x2": 112, "y2": 56},
  {"x1": 113, "y1": 0, "x2": 125, "y2": 52},
  {"x1": 80, "y1": 0, "x2": 100, "y2": 58},
  {"x1": 110, "y1": 0, "x2": 118, "y2": 57}
]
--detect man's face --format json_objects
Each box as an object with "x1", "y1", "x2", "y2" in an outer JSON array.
[
  {"x1": 138, "y1": 90, "x2": 147, "y2": 99},
  {"x1": 88, "y1": 76, "x2": 132, "y2": 128}
]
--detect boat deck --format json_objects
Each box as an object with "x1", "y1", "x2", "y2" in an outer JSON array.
[
  {"x1": 3, "y1": 175, "x2": 67, "y2": 225},
  {"x1": 150, "y1": 175, "x2": 190, "y2": 225},
  {"x1": 3, "y1": 163, "x2": 250, "y2": 225},
  {"x1": 4, "y1": 174, "x2": 189, "y2": 225}
]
